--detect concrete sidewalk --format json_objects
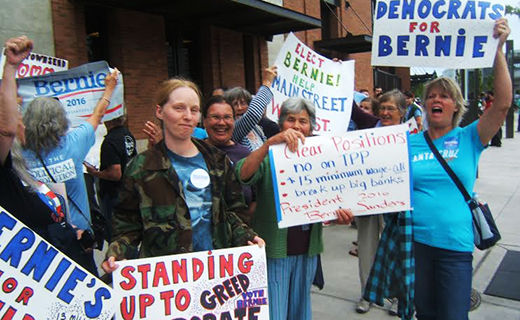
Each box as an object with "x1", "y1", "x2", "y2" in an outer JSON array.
[{"x1": 312, "y1": 131, "x2": 520, "y2": 319}]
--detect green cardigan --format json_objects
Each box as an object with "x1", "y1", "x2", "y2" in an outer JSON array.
[{"x1": 236, "y1": 155, "x2": 323, "y2": 258}]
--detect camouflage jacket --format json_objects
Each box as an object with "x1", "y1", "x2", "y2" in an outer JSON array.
[{"x1": 106, "y1": 139, "x2": 257, "y2": 260}]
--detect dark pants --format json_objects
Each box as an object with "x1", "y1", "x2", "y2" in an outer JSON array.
[
  {"x1": 414, "y1": 241, "x2": 472, "y2": 320},
  {"x1": 490, "y1": 127, "x2": 502, "y2": 147},
  {"x1": 101, "y1": 194, "x2": 117, "y2": 243}
]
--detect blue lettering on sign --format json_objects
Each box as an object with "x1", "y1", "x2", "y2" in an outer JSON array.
[
  {"x1": 415, "y1": 35, "x2": 430, "y2": 56},
  {"x1": 0, "y1": 212, "x2": 16, "y2": 238},
  {"x1": 432, "y1": 0, "x2": 447, "y2": 18},
  {"x1": 435, "y1": 36, "x2": 451, "y2": 57},
  {"x1": 462, "y1": 1, "x2": 477, "y2": 19},
  {"x1": 402, "y1": 0, "x2": 416, "y2": 19},
  {"x1": 0, "y1": 227, "x2": 35, "y2": 267},
  {"x1": 489, "y1": 4, "x2": 504, "y2": 20},
  {"x1": 417, "y1": 0, "x2": 432, "y2": 19},
  {"x1": 456, "y1": 28, "x2": 466, "y2": 56},
  {"x1": 376, "y1": 1, "x2": 388, "y2": 19},
  {"x1": 21, "y1": 241, "x2": 58, "y2": 281},
  {"x1": 45, "y1": 258, "x2": 72, "y2": 291},
  {"x1": 447, "y1": 0, "x2": 462, "y2": 19},
  {"x1": 33, "y1": 71, "x2": 106, "y2": 97},
  {"x1": 373, "y1": 0, "x2": 502, "y2": 20},
  {"x1": 397, "y1": 36, "x2": 409, "y2": 56},
  {"x1": 378, "y1": 36, "x2": 392, "y2": 56},
  {"x1": 84, "y1": 287, "x2": 112, "y2": 318},
  {"x1": 58, "y1": 267, "x2": 87, "y2": 303},
  {"x1": 478, "y1": 2, "x2": 490, "y2": 19},
  {"x1": 388, "y1": 0, "x2": 400, "y2": 18},
  {"x1": 472, "y1": 36, "x2": 487, "y2": 57}
]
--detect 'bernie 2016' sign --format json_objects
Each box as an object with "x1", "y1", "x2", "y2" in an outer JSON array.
[{"x1": 372, "y1": 0, "x2": 505, "y2": 68}]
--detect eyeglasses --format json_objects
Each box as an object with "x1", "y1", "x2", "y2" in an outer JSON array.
[
  {"x1": 207, "y1": 114, "x2": 234, "y2": 123},
  {"x1": 379, "y1": 106, "x2": 399, "y2": 112}
]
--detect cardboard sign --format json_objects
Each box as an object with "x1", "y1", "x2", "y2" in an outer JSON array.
[
  {"x1": 372, "y1": 0, "x2": 505, "y2": 68},
  {"x1": 269, "y1": 124, "x2": 412, "y2": 228},
  {"x1": 0, "y1": 206, "x2": 116, "y2": 319},
  {"x1": 0, "y1": 49, "x2": 68, "y2": 79},
  {"x1": 112, "y1": 246, "x2": 269, "y2": 320},
  {"x1": 268, "y1": 32, "x2": 355, "y2": 134},
  {"x1": 17, "y1": 61, "x2": 124, "y2": 128}
]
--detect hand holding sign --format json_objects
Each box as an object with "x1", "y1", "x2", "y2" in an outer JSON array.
[{"x1": 494, "y1": 18, "x2": 510, "y2": 47}]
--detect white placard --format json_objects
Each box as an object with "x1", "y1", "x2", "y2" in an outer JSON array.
[
  {"x1": 0, "y1": 49, "x2": 68, "y2": 79},
  {"x1": 269, "y1": 124, "x2": 412, "y2": 228},
  {"x1": 112, "y1": 245, "x2": 269, "y2": 320},
  {"x1": 0, "y1": 205, "x2": 115, "y2": 319},
  {"x1": 267, "y1": 32, "x2": 355, "y2": 134},
  {"x1": 17, "y1": 61, "x2": 124, "y2": 128},
  {"x1": 371, "y1": 0, "x2": 505, "y2": 68}
]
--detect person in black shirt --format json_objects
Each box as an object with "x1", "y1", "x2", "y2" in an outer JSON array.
[{"x1": 85, "y1": 115, "x2": 136, "y2": 241}]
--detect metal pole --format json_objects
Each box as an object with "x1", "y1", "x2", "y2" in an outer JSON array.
[{"x1": 506, "y1": 40, "x2": 514, "y2": 138}]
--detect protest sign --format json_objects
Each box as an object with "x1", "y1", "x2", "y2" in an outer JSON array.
[
  {"x1": 17, "y1": 61, "x2": 124, "y2": 128},
  {"x1": 112, "y1": 245, "x2": 269, "y2": 320},
  {"x1": 0, "y1": 205, "x2": 115, "y2": 320},
  {"x1": 371, "y1": 0, "x2": 505, "y2": 68},
  {"x1": 406, "y1": 117, "x2": 419, "y2": 134},
  {"x1": 0, "y1": 49, "x2": 68, "y2": 79},
  {"x1": 268, "y1": 32, "x2": 355, "y2": 134},
  {"x1": 269, "y1": 124, "x2": 412, "y2": 228}
]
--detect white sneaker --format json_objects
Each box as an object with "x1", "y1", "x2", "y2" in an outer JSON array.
[
  {"x1": 388, "y1": 298, "x2": 398, "y2": 316},
  {"x1": 356, "y1": 299, "x2": 371, "y2": 313}
]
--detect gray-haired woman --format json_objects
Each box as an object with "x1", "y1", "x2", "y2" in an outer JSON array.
[
  {"x1": 237, "y1": 97, "x2": 354, "y2": 320},
  {"x1": 21, "y1": 69, "x2": 119, "y2": 275}
]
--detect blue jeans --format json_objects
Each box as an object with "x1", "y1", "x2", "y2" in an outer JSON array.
[
  {"x1": 267, "y1": 255, "x2": 317, "y2": 320},
  {"x1": 414, "y1": 241, "x2": 472, "y2": 320}
]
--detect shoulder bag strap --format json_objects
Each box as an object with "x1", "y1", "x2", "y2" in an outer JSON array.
[
  {"x1": 423, "y1": 131, "x2": 472, "y2": 202},
  {"x1": 36, "y1": 153, "x2": 93, "y2": 229}
]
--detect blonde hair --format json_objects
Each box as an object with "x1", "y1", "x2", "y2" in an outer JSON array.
[
  {"x1": 155, "y1": 77, "x2": 202, "y2": 108},
  {"x1": 423, "y1": 77, "x2": 467, "y2": 127}
]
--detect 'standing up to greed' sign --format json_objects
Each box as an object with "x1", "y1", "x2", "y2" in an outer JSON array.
[
  {"x1": 0, "y1": 206, "x2": 116, "y2": 320},
  {"x1": 112, "y1": 246, "x2": 269, "y2": 320},
  {"x1": 371, "y1": 0, "x2": 505, "y2": 69},
  {"x1": 269, "y1": 124, "x2": 412, "y2": 228}
]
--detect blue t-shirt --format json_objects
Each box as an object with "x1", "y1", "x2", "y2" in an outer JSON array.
[
  {"x1": 23, "y1": 123, "x2": 95, "y2": 230},
  {"x1": 409, "y1": 121, "x2": 485, "y2": 252},
  {"x1": 167, "y1": 150, "x2": 213, "y2": 251}
]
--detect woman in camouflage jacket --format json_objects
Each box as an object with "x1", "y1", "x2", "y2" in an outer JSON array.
[{"x1": 102, "y1": 78, "x2": 263, "y2": 272}]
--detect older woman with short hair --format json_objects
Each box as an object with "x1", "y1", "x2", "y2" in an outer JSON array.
[
  {"x1": 237, "y1": 97, "x2": 354, "y2": 320},
  {"x1": 22, "y1": 69, "x2": 119, "y2": 275}
]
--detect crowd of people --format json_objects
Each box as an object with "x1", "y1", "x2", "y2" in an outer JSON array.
[{"x1": 0, "y1": 17, "x2": 512, "y2": 320}]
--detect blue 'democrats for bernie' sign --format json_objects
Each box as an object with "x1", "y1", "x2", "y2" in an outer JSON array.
[{"x1": 371, "y1": 0, "x2": 505, "y2": 69}]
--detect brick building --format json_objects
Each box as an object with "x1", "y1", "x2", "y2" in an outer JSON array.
[{"x1": 49, "y1": 0, "x2": 409, "y2": 139}]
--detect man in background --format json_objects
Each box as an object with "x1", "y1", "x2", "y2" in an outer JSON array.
[{"x1": 85, "y1": 115, "x2": 136, "y2": 241}]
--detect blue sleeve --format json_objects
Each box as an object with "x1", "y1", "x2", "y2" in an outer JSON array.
[
  {"x1": 468, "y1": 120, "x2": 486, "y2": 152},
  {"x1": 67, "y1": 123, "x2": 95, "y2": 160},
  {"x1": 232, "y1": 86, "x2": 273, "y2": 143}
]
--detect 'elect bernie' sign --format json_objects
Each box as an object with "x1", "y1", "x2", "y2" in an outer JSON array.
[{"x1": 371, "y1": 0, "x2": 505, "y2": 69}]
